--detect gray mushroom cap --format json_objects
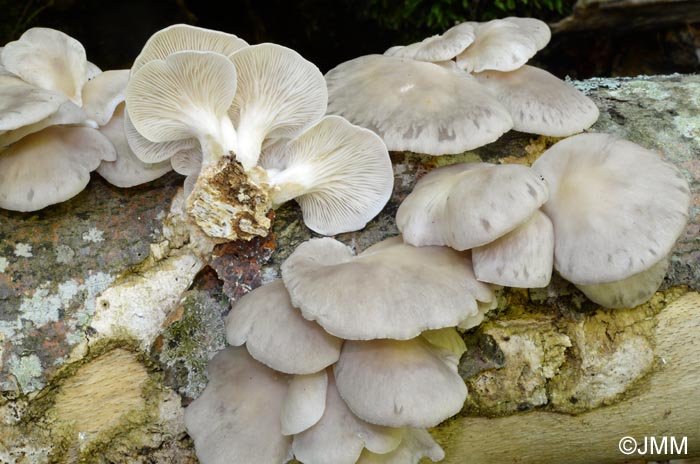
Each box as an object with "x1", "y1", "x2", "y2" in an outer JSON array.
[
  {"x1": 384, "y1": 22, "x2": 475, "y2": 61},
  {"x1": 184, "y1": 347, "x2": 293, "y2": 464},
  {"x1": 326, "y1": 54, "x2": 513, "y2": 155},
  {"x1": 357, "y1": 428, "x2": 445, "y2": 464},
  {"x1": 281, "y1": 236, "x2": 483, "y2": 340},
  {"x1": 532, "y1": 133, "x2": 691, "y2": 285},
  {"x1": 225, "y1": 280, "x2": 342, "y2": 374},
  {"x1": 334, "y1": 334, "x2": 467, "y2": 428},
  {"x1": 396, "y1": 162, "x2": 549, "y2": 250}
]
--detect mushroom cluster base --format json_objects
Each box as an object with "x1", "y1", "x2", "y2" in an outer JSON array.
[{"x1": 0, "y1": 74, "x2": 699, "y2": 463}]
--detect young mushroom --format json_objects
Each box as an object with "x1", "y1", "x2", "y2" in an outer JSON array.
[{"x1": 532, "y1": 133, "x2": 691, "y2": 308}]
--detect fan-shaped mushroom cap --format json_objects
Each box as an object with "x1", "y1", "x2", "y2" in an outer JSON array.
[
  {"x1": 131, "y1": 24, "x2": 248, "y2": 75},
  {"x1": 0, "y1": 99, "x2": 87, "y2": 147},
  {"x1": 126, "y1": 50, "x2": 238, "y2": 156},
  {"x1": 2, "y1": 28, "x2": 87, "y2": 105},
  {"x1": 81, "y1": 69, "x2": 129, "y2": 126},
  {"x1": 228, "y1": 43, "x2": 328, "y2": 170},
  {"x1": 0, "y1": 76, "x2": 68, "y2": 131},
  {"x1": 326, "y1": 55, "x2": 513, "y2": 155},
  {"x1": 293, "y1": 372, "x2": 401, "y2": 464},
  {"x1": 397, "y1": 162, "x2": 549, "y2": 249},
  {"x1": 532, "y1": 133, "x2": 691, "y2": 285},
  {"x1": 0, "y1": 126, "x2": 115, "y2": 211},
  {"x1": 420, "y1": 327, "x2": 467, "y2": 360},
  {"x1": 281, "y1": 236, "x2": 482, "y2": 340},
  {"x1": 260, "y1": 115, "x2": 393, "y2": 235},
  {"x1": 184, "y1": 347, "x2": 293, "y2": 464},
  {"x1": 170, "y1": 147, "x2": 203, "y2": 175},
  {"x1": 474, "y1": 65, "x2": 599, "y2": 136},
  {"x1": 123, "y1": 110, "x2": 199, "y2": 164},
  {"x1": 357, "y1": 428, "x2": 445, "y2": 464},
  {"x1": 281, "y1": 370, "x2": 328, "y2": 436},
  {"x1": 334, "y1": 335, "x2": 467, "y2": 428},
  {"x1": 502, "y1": 17, "x2": 551, "y2": 50},
  {"x1": 456, "y1": 19, "x2": 539, "y2": 72},
  {"x1": 384, "y1": 22, "x2": 476, "y2": 61},
  {"x1": 472, "y1": 210, "x2": 554, "y2": 288},
  {"x1": 96, "y1": 104, "x2": 172, "y2": 187},
  {"x1": 225, "y1": 280, "x2": 342, "y2": 374}
]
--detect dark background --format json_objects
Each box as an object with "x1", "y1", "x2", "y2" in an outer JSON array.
[{"x1": 0, "y1": 0, "x2": 699, "y2": 79}]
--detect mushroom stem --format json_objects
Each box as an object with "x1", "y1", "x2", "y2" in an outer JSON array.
[
  {"x1": 234, "y1": 113, "x2": 267, "y2": 171},
  {"x1": 197, "y1": 115, "x2": 238, "y2": 165},
  {"x1": 265, "y1": 165, "x2": 314, "y2": 207}
]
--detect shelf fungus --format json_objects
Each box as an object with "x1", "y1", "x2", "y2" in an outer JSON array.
[
  {"x1": 326, "y1": 17, "x2": 598, "y2": 154},
  {"x1": 126, "y1": 25, "x2": 393, "y2": 240}
]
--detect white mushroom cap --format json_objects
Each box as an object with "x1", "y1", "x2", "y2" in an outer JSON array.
[
  {"x1": 456, "y1": 19, "x2": 539, "y2": 72},
  {"x1": 472, "y1": 210, "x2": 554, "y2": 288},
  {"x1": 281, "y1": 236, "x2": 481, "y2": 340},
  {"x1": 292, "y1": 371, "x2": 402, "y2": 464},
  {"x1": 326, "y1": 55, "x2": 513, "y2": 155},
  {"x1": 126, "y1": 50, "x2": 238, "y2": 158},
  {"x1": 131, "y1": 24, "x2": 248, "y2": 75},
  {"x1": 474, "y1": 65, "x2": 599, "y2": 136},
  {"x1": 2, "y1": 28, "x2": 88, "y2": 105},
  {"x1": 85, "y1": 61, "x2": 102, "y2": 80},
  {"x1": 81, "y1": 69, "x2": 129, "y2": 126},
  {"x1": 334, "y1": 335, "x2": 467, "y2": 427},
  {"x1": 281, "y1": 370, "x2": 328, "y2": 436},
  {"x1": 0, "y1": 126, "x2": 116, "y2": 211},
  {"x1": 96, "y1": 103, "x2": 172, "y2": 187},
  {"x1": 228, "y1": 43, "x2": 328, "y2": 170},
  {"x1": 357, "y1": 428, "x2": 445, "y2": 464},
  {"x1": 532, "y1": 133, "x2": 691, "y2": 285},
  {"x1": 396, "y1": 162, "x2": 549, "y2": 249},
  {"x1": 575, "y1": 256, "x2": 670, "y2": 309},
  {"x1": 225, "y1": 280, "x2": 342, "y2": 374},
  {"x1": 123, "y1": 109, "x2": 200, "y2": 164},
  {"x1": 0, "y1": 76, "x2": 68, "y2": 131},
  {"x1": 260, "y1": 115, "x2": 393, "y2": 235},
  {"x1": 184, "y1": 347, "x2": 293, "y2": 464},
  {"x1": 384, "y1": 22, "x2": 476, "y2": 61},
  {"x1": 502, "y1": 17, "x2": 551, "y2": 50},
  {"x1": 0, "y1": 99, "x2": 87, "y2": 147},
  {"x1": 420, "y1": 327, "x2": 467, "y2": 360}
]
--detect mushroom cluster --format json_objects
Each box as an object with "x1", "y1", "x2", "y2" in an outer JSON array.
[
  {"x1": 0, "y1": 28, "x2": 172, "y2": 212},
  {"x1": 325, "y1": 17, "x2": 599, "y2": 155},
  {"x1": 125, "y1": 25, "x2": 394, "y2": 240},
  {"x1": 397, "y1": 132, "x2": 691, "y2": 308},
  {"x1": 186, "y1": 236, "x2": 498, "y2": 463}
]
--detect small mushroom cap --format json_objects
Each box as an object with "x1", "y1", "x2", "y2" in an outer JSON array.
[
  {"x1": 260, "y1": 115, "x2": 393, "y2": 235},
  {"x1": 281, "y1": 370, "x2": 328, "y2": 436},
  {"x1": 292, "y1": 372, "x2": 401, "y2": 464},
  {"x1": 126, "y1": 50, "x2": 237, "y2": 150},
  {"x1": 472, "y1": 210, "x2": 554, "y2": 288},
  {"x1": 2, "y1": 28, "x2": 88, "y2": 105},
  {"x1": 0, "y1": 99, "x2": 87, "y2": 147},
  {"x1": 0, "y1": 126, "x2": 116, "y2": 211},
  {"x1": 225, "y1": 280, "x2": 342, "y2": 374},
  {"x1": 281, "y1": 236, "x2": 481, "y2": 340},
  {"x1": 124, "y1": 109, "x2": 200, "y2": 164},
  {"x1": 397, "y1": 162, "x2": 549, "y2": 250},
  {"x1": 576, "y1": 255, "x2": 670, "y2": 309},
  {"x1": 0, "y1": 76, "x2": 67, "y2": 130},
  {"x1": 385, "y1": 22, "x2": 476, "y2": 62},
  {"x1": 131, "y1": 24, "x2": 248, "y2": 75},
  {"x1": 420, "y1": 327, "x2": 467, "y2": 360},
  {"x1": 170, "y1": 146, "x2": 203, "y2": 176},
  {"x1": 326, "y1": 55, "x2": 513, "y2": 155},
  {"x1": 96, "y1": 103, "x2": 173, "y2": 187},
  {"x1": 184, "y1": 347, "x2": 293, "y2": 464},
  {"x1": 456, "y1": 19, "x2": 539, "y2": 72},
  {"x1": 474, "y1": 65, "x2": 599, "y2": 137},
  {"x1": 357, "y1": 428, "x2": 445, "y2": 464},
  {"x1": 334, "y1": 336, "x2": 467, "y2": 428},
  {"x1": 81, "y1": 69, "x2": 129, "y2": 126},
  {"x1": 228, "y1": 43, "x2": 328, "y2": 170},
  {"x1": 532, "y1": 133, "x2": 691, "y2": 284},
  {"x1": 502, "y1": 17, "x2": 551, "y2": 50}
]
